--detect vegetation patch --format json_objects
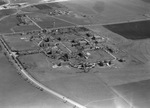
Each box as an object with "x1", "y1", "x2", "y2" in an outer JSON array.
[{"x1": 104, "y1": 20, "x2": 150, "y2": 40}]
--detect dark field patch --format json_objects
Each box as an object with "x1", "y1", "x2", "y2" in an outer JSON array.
[
  {"x1": 0, "y1": 1, "x2": 6, "y2": 5},
  {"x1": 0, "y1": 15, "x2": 18, "y2": 33},
  {"x1": 34, "y1": 4, "x2": 52, "y2": 10},
  {"x1": 103, "y1": 20, "x2": 150, "y2": 40},
  {"x1": 46, "y1": 3, "x2": 63, "y2": 8},
  {"x1": 0, "y1": 9, "x2": 17, "y2": 18},
  {"x1": 141, "y1": 0, "x2": 150, "y2": 3}
]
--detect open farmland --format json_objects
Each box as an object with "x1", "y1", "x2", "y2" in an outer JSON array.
[
  {"x1": 17, "y1": 53, "x2": 129, "y2": 107},
  {"x1": 0, "y1": 9, "x2": 17, "y2": 18},
  {"x1": 113, "y1": 79, "x2": 150, "y2": 108},
  {"x1": 141, "y1": 0, "x2": 150, "y2": 3},
  {"x1": 10, "y1": 0, "x2": 41, "y2": 4},
  {"x1": 0, "y1": 15, "x2": 18, "y2": 33},
  {"x1": 2, "y1": 34, "x2": 39, "y2": 51},
  {"x1": 103, "y1": 20, "x2": 150, "y2": 40},
  {"x1": 13, "y1": 24, "x2": 40, "y2": 32},
  {"x1": 36, "y1": 16, "x2": 75, "y2": 29},
  {"x1": 56, "y1": 14, "x2": 92, "y2": 25},
  {"x1": 27, "y1": 13, "x2": 75, "y2": 29},
  {"x1": 0, "y1": 0, "x2": 150, "y2": 108},
  {"x1": 0, "y1": 13, "x2": 41, "y2": 33},
  {"x1": 46, "y1": 2, "x2": 65, "y2": 8},
  {"x1": 34, "y1": 4, "x2": 53, "y2": 10},
  {"x1": 0, "y1": 1, "x2": 6, "y2": 5},
  {"x1": 21, "y1": 5, "x2": 39, "y2": 12},
  {"x1": 0, "y1": 52, "x2": 72, "y2": 108},
  {"x1": 62, "y1": 0, "x2": 150, "y2": 24},
  {"x1": 18, "y1": 53, "x2": 84, "y2": 77},
  {"x1": 86, "y1": 24, "x2": 150, "y2": 86}
]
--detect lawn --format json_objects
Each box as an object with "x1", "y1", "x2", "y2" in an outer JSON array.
[{"x1": 3, "y1": 34, "x2": 39, "y2": 51}]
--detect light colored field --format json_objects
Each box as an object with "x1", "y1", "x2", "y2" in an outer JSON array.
[
  {"x1": 0, "y1": 52, "x2": 72, "y2": 108},
  {"x1": 18, "y1": 53, "x2": 125, "y2": 107},
  {"x1": 0, "y1": 15, "x2": 18, "y2": 33},
  {"x1": 86, "y1": 25, "x2": 150, "y2": 86},
  {"x1": 55, "y1": 14, "x2": 92, "y2": 25},
  {"x1": 62, "y1": 0, "x2": 150, "y2": 24},
  {"x1": 13, "y1": 24, "x2": 40, "y2": 32},
  {"x1": 3, "y1": 34, "x2": 39, "y2": 51},
  {"x1": 27, "y1": 12, "x2": 75, "y2": 29}
]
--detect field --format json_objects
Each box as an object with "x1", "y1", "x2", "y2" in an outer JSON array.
[
  {"x1": 18, "y1": 53, "x2": 84, "y2": 76},
  {"x1": 27, "y1": 13, "x2": 75, "y2": 29},
  {"x1": 56, "y1": 14, "x2": 92, "y2": 25},
  {"x1": 46, "y1": 2, "x2": 65, "y2": 9},
  {"x1": 85, "y1": 23, "x2": 150, "y2": 107},
  {"x1": 21, "y1": 5, "x2": 39, "y2": 12},
  {"x1": 0, "y1": 9, "x2": 17, "y2": 19},
  {"x1": 0, "y1": 0, "x2": 150, "y2": 108},
  {"x1": 10, "y1": 0, "x2": 41, "y2": 4},
  {"x1": 2, "y1": 34, "x2": 39, "y2": 51},
  {"x1": 0, "y1": 15, "x2": 18, "y2": 33},
  {"x1": 0, "y1": 1, "x2": 6, "y2": 5},
  {"x1": 13, "y1": 24, "x2": 40, "y2": 32},
  {"x1": 0, "y1": 52, "x2": 72, "y2": 108},
  {"x1": 17, "y1": 53, "x2": 129, "y2": 107},
  {"x1": 141, "y1": 0, "x2": 150, "y2": 3},
  {"x1": 0, "y1": 14, "x2": 41, "y2": 33},
  {"x1": 34, "y1": 4, "x2": 53, "y2": 10},
  {"x1": 86, "y1": 24, "x2": 150, "y2": 86},
  {"x1": 103, "y1": 20, "x2": 150, "y2": 40},
  {"x1": 113, "y1": 79, "x2": 150, "y2": 108},
  {"x1": 62, "y1": 0, "x2": 150, "y2": 24}
]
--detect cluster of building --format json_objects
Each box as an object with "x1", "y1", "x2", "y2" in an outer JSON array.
[
  {"x1": 28, "y1": 26, "x2": 117, "y2": 73},
  {"x1": 15, "y1": 26, "x2": 121, "y2": 73}
]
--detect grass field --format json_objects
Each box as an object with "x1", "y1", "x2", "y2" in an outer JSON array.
[
  {"x1": 103, "y1": 20, "x2": 150, "y2": 40},
  {"x1": 86, "y1": 24, "x2": 150, "y2": 86},
  {"x1": 0, "y1": 13, "x2": 41, "y2": 33},
  {"x1": 0, "y1": 0, "x2": 150, "y2": 108},
  {"x1": 0, "y1": 15, "x2": 18, "y2": 33},
  {"x1": 0, "y1": 1, "x2": 6, "y2": 5},
  {"x1": 21, "y1": 5, "x2": 39, "y2": 12},
  {"x1": 2, "y1": 34, "x2": 39, "y2": 51},
  {"x1": 27, "y1": 13, "x2": 75, "y2": 29},
  {"x1": 56, "y1": 14, "x2": 92, "y2": 25},
  {"x1": 0, "y1": 9, "x2": 17, "y2": 19},
  {"x1": 18, "y1": 53, "x2": 83, "y2": 77},
  {"x1": 10, "y1": 0, "x2": 41, "y2": 4},
  {"x1": 113, "y1": 79, "x2": 150, "y2": 108},
  {"x1": 37, "y1": 17, "x2": 74, "y2": 29},
  {"x1": 17, "y1": 53, "x2": 123, "y2": 107},
  {"x1": 13, "y1": 24, "x2": 40, "y2": 32},
  {"x1": 62, "y1": 0, "x2": 150, "y2": 24},
  {"x1": 34, "y1": 4, "x2": 53, "y2": 10},
  {"x1": 0, "y1": 52, "x2": 72, "y2": 108}
]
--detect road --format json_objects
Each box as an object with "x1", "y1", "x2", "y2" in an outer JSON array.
[
  {"x1": 26, "y1": 15, "x2": 43, "y2": 30},
  {"x1": 0, "y1": 0, "x2": 69, "y2": 10},
  {"x1": 83, "y1": 17, "x2": 150, "y2": 27},
  {"x1": 0, "y1": 35, "x2": 87, "y2": 108}
]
